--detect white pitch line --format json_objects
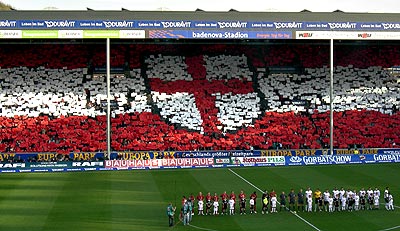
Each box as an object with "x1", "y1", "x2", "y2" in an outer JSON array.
[
  {"x1": 378, "y1": 225, "x2": 400, "y2": 231},
  {"x1": 228, "y1": 168, "x2": 322, "y2": 231},
  {"x1": 169, "y1": 218, "x2": 182, "y2": 230},
  {"x1": 380, "y1": 202, "x2": 400, "y2": 209},
  {"x1": 188, "y1": 223, "x2": 219, "y2": 231},
  {"x1": 177, "y1": 217, "x2": 219, "y2": 231}
]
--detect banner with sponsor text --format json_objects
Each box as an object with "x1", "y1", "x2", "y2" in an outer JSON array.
[
  {"x1": 0, "y1": 148, "x2": 398, "y2": 163},
  {"x1": 0, "y1": 153, "x2": 398, "y2": 173},
  {"x1": 104, "y1": 158, "x2": 214, "y2": 170},
  {"x1": 1, "y1": 20, "x2": 400, "y2": 31},
  {"x1": 0, "y1": 161, "x2": 104, "y2": 173},
  {"x1": 0, "y1": 30, "x2": 145, "y2": 38}
]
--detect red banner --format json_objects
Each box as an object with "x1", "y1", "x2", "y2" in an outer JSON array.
[{"x1": 104, "y1": 158, "x2": 214, "y2": 169}]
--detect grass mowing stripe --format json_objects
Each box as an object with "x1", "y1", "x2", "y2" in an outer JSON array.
[
  {"x1": 228, "y1": 168, "x2": 322, "y2": 231},
  {"x1": 41, "y1": 172, "x2": 113, "y2": 231},
  {"x1": 110, "y1": 171, "x2": 167, "y2": 231},
  {"x1": 0, "y1": 173, "x2": 68, "y2": 231}
]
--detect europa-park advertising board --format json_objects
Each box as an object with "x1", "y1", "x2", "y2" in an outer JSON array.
[{"x1": 0, "y1": 152, "x2": 399, "y2": 173}]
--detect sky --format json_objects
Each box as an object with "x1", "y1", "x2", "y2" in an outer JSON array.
[{"x1": 3, "y1": 0, "x2": 400, "y2": 13}]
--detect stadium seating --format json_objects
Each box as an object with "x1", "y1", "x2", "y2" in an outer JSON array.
[
  {"x1": 0, "y1": 44, "x2": 88, "y2": 69},
  {"x1": 0, "y1": 43, "x2": 399, "y2": 153},
  {"x1": 258, "y1": 65, "x2": 400, "y2": 114}
]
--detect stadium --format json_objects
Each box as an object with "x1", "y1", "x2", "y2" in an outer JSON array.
[{"x1": 0, "y1": 6, "x2": 399, "y2": 231}]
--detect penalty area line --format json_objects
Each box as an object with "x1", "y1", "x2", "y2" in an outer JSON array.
[
  {"x1": 378, "y1": 225, "x2": 400, "y2": 231},
  {"x1": 228, "y1": 168, "x2": 321, "y2": 231}
]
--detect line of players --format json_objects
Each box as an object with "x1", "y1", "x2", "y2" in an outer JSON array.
[{"x1": 181, "y1": 186, "x2": 395, "y2": 216}]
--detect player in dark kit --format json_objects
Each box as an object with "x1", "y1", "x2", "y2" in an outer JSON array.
[
  {"x1": 189, "y1": 193, "x2": 195, "y2": 215},
  {"x1": 250, "y1": 191, "x2": 258, "y2": 214},
  {"x1": 288, "y1": 189, "x2": 296, "y2": 211},
  {"x1": 318, "y1": 197, "x2": 324, "y2": 211},
  {"x1": 348, "y1": 195, "x2": 355, "y2": 211},
  {"x1": 368, "y1": 195, "x2": 374, "y2": 210},
  {"x1": 280, "y1": 191, "x2": 287, "y2": 211},
  {"x1": 221, "y1": 191, "x2": 229, "y2": 215},
  {"x1": 360, "y1": 195, "x2": 366, "y2": 210},
  {"x1": 206, "y1": 200, "x2": 213, "y2": 215},
  {"x1": 205, "y1": 192, "x2": 212, "y2": 215},
  {"x1": 333, "y1": 195, "x2": 340, "y2": 211},
  {"x1": 297, "y1": 188, "x2": 305, "y2": 212},
  {"x1": 239, "y1": 190, "x2": 246, "y2": 215}
]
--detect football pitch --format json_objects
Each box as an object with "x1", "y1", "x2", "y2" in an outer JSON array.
[{"x1": 0, "y1": 164, "x2": 398, "y2": 231}]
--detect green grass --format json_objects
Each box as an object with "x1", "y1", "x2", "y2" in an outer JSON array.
[{"x1": 0, "y1": 164, "x2": 399, "y2": 231}]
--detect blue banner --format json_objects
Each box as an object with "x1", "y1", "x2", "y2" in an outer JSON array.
[
  {"x1": 148, "y1": 30, "x2": 292, "y2": 39},
  {"x1": 1, "y1": 148, "x2": 399, "y2": 162},
  {"x1": 1, "y1": 20, "x2": 400, "y2": 31},
  {"x1": 0, "y1": 153, "x2": 399, "y2": 173}
]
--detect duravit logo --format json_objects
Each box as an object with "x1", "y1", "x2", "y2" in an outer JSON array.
[
  {"x1": 274, "y1": 22, "x2": 303, "y2": 29},
  {"x1": 327, "y1": 22, "x2": 357, "y2": 29},
  {"x1": 381, "y1": 23, "x2": 400, "y2": 30},
  {"x1": 44, "y1": 20, "x2": 76, "y2": 28},
  {"x1": 103, "y1": 21, "x2": 134, "y2": 28},
  {"x1": 217, "y1": 21, "x2": 248, "y2": 29},
  {"x1": 0, "y1": 20, "x2": 17, "y2": 27},
  {"x1": 161, "y1": 21, "x2": 191, "y2": 28}
]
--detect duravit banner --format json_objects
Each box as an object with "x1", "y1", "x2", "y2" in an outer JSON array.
[{"x1": 1, "y1": 20, "x2": 400, "y2": 31}]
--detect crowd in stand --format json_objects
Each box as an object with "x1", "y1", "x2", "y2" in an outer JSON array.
[{"x1": 0, "y1": 43, "x2": 399, "y2": 154}]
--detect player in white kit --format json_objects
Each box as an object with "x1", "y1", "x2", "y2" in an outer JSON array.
[
  {"x1": 374, "y1": 193, "x2": 380, "y2": 209},
  {"x1": 354, "y1": 193, "x2": 360, "y2": 211},
  {"x1": 328, "y1": 196, "x2": 334, "y2": 212},
  {"x1": 323, "y1": 189, "x2": 331, "y2": 211},
  {"x1": 229, "y1": 198, "x2": 235, "y2": 215},
  {"x1": 271, "y1": 196, "x2": 277, "y2": 213},
  {"x1": 341, "y1": 196, "x2": 347, "y2": 211},
  {"x1": 307, "y1": 195, "x2": 313, "y2": 212},
  {"x1": 249, "y1": 198, "x2": 255, "y2": 214},
  {"x1": 387, "y1": 193, "x2": 394, "y2": 211},
  {"x1": 198, "y1": 200, "x2": 204, "y2": 215},
  {"x1": 213, "y1": 201, "x2": 219, "y2": 215}
]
